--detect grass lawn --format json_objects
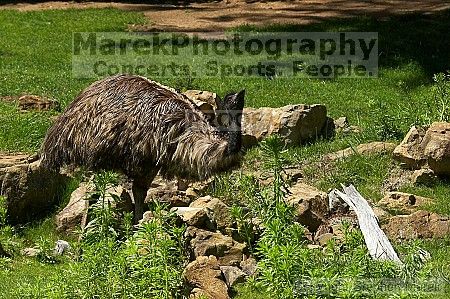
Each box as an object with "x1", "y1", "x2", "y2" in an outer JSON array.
[{"x1": 0, "y1": 7, "x2": 449, "y2": 299}]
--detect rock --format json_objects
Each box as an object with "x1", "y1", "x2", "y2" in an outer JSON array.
[
  {"x1": 303, "y1": 226, "x2": 314, "y2": 242},
  {"x1": 218, "y1": 241, "x2": 246, "y2": 266},
  {"x1": 184, "y1": 255, "x2": 230, "y2": 299},
  {"x1": 394, "y1": 123, "x2": 450, "y2": 175},
  {"x1": 316, "y1": 232, "x2": 334, "y2": 246},
  {"x1": 22, "y1": 247, "x2": 41, "y2": 257},
  {"x1": 55, "y1": 182, "x2": 92, "y2": 233},
  {"x1": 54, "y1": 240, "x2": 70, "y2": 255},
  {"x1": 190, "y1": 288, "x2": 209, "y2": 299},
  {"x1": 372, "y1": 206, "x2": 391, "y2": 223},
  {"x1": 183, "y1": 90, "x2": 217, "y2": 121},
  {"x1": 105, "y1": 184, "x2": 133, "y2": 214},
  {"x1": 393, "y1": 126, "x2": 428, "y2": 169},
  {"x1": 240, "y1": 257, "x2": 257, "y2": 276},
  {"x1": 382, "y1": 210, "x2": 450, "y2": 240},
  {"x1": 283, "y1": 167, "x2": 303, "y2": 183},
  {"x1": 190, "y1": 196, "x2": 234, "y2": 231},
  {"x1": 334, "y1": 117, "x2": 349, "y2": 130},
  {"x1": 183, "y1": 90, "x2": 218, "y2": 107},
  {"x1": 185, "y1": 187, "x2": 199, "y2": 198},
  {"x1": 242, "y1": 104, "x2": 327, "y2": 147},
  {"x1": 138, "y1": 211, "x2": 154, "y2": 225},
  {"x1": 1, "y1": 160, "x2": 69, "y2": 224},
  {"x1": 324, "y1": 142, "x2": 397, "y2": 161},
  {"x1": 172, "y1": 207, "x2": 210, "y2": 228},
  {"x1": 421, "y1": 122, "x2": 450, "y2": 175},
  {"x1": 343, "y1": 125, "x2": 362, "y2": 134},
  {"x1": 56, "y1": 181, "x2": 132, "y2": 233},
  {"x1": 18, "y1": 95, "x2": 60, "y2": 111},
  {"x1": 186, "y1": 227, "x2": 246, "y2": 266},
  {"x1": 377, "y1": 192, "x2": 432, "y2": 215},
  {"x1": 241, "y1": 134, "x2": 259, "y2": 148},
  {"x1": 220, "y1": 266, "x2": 246, "y2": 288},
  {"x1": 285, "y1": 182, "x2": 328, "y2": 232},
  {"x1": 0, "y1": 154, "x2": 30, "y2": 169},
  {"x1": 321, "y1": 116, "x2": 336, "y2": 139},
  {"x1": 411, "y1": 168, "x2": 437, "y2": 185},
  {"x1": 187, "y1": 226, "x2": 233, "y2": 257},
  {"x1": 146, "y1": 176, "x2": 191, "y2": 207}
]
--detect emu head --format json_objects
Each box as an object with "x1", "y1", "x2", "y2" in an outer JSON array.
[{"x1": 215, "y1": 90, "x2": 246, "y2": 155}]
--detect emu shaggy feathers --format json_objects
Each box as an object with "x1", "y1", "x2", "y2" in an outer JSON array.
[
  {"x1": 41, "y1": 74, "x2": 244, "y2": 181},
  {"x1": 41, "y1": 74, "x2": 245, "y2": 221}
]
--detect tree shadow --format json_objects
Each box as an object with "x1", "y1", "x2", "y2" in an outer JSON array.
[{"x1": 234, "y1": 9, "x2": 450, "y2": 84}]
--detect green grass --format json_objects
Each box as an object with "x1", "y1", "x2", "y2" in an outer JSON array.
[
  {"x1": 0, "y1": 8, "x2": 146, "y2": 152},
  {"x1": 0, "y1": 6, "x2": 450, "y2": 299}
]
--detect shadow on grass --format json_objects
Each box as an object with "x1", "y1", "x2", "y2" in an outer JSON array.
[{"x1": 234, "y1": 9, "x2": 450, "y2": 85}]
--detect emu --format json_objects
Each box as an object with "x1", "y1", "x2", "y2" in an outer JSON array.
[{"x1": 40, "y1": 74, "x2": 245, "y2": 221}]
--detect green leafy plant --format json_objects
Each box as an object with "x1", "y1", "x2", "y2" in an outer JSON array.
[
  {"x1": 235, "y1": 136, "x2": 444, "y2": 299},
  {"x1": 81, "y1": 171, "x2": 120, "y2": 244},
  {"x1": 432, "y1": 72, "x2": 450, "y2": 122}
]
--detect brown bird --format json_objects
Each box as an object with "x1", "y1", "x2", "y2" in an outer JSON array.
[{"x1": 41, "y1": 74, "x2": 245, "y2": 221}]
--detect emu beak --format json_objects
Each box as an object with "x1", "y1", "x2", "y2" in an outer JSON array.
[{"x1": 237, "y1": 89, "x2": 246, "y2": 97}]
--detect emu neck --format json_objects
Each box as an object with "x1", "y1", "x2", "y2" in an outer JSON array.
[{"x1": 226, "y1": 130, "x2": 242, "y2": 155}]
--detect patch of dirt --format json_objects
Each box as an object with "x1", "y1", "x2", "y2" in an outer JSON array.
[
  {"x1": 382, "y1": 165, "x2": 414, "y2": 192},
  {"x1": 1, "y1": 1, "x2": 449, "y2": 32}
]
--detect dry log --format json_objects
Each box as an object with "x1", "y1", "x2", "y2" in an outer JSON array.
[{"x1": 329, "y1": 184, "x2": 402, "y2": 264}]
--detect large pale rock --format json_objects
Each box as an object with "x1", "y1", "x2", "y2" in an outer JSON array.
[
  {"x1": 186, "y1": 227, "x2": 246, "y2": 266},
  {"x1": 421, "y1": 122, "x2": 450, "y2": 175},
  {"x1": 1, "y1": 160, "x2": 69, "y2": 224},
  {"x1": 55, "y1": 182, "x2": 92, "y2": 233},
  {"x1": 172, "y1": 207, "x2": 210, "y2": 228},
  {"x1": 394, "y1": 122, "x2": 450, "y2": 175},
  {"x1": 324, "y1": 142, "x2": 397, "y2": 161},
  {"x1": 393, "y1": 126, "x2": 428, "y2": 169},
  {"x1": 220, "y1": 266, "x2": 246, "y2": 288},
  {"x1": 241, "y1": 104, "x2": 327, "y2": 147},
  {"x1": 377, "y1": 192, "x2": 432, "y2": 215},
  {"x1": 184, "y1": 255, "x2": 230, "y2": 299},
  {"x1": 56, "y1": 181, "x2": 132, "y2": 233},
  {"x1": 190, "y1": 196, "x2": 234, "y2": 231},
  {"x1": 285, "y1": 182, "x2": 328, "y2": 231},
  {"x1": 382, "y1": 210, "x2": 450, "y2": 240}
]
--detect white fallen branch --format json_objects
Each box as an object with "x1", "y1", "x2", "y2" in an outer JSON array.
[{"x1": 329, "y1": 184, "x2": 402, "y2": 264}]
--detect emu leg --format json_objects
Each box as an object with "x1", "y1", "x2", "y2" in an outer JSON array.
[
  {"x1": 132, "y1": 172, "x2": 157, "y2": 223},
  {"x1": 132, "y1": 182, "x2": 147, "y2": 224}
]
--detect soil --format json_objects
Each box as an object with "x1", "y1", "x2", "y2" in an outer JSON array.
[{"x1": 1, "y1": 0, "x2": 449, "y2": 32}]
